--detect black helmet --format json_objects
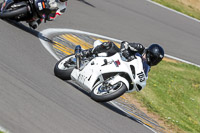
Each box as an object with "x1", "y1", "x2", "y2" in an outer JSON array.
[{"x1": 146, "y1": 44, "x2": 164, "y2": 66}]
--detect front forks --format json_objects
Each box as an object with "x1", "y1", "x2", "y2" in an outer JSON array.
[{"x1": 75, "y1": 45, "x2": 82, "y2": 69}]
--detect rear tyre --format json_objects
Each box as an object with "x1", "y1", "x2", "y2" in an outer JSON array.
[
  {"x1": 54, "y1": 55, "x2": 76, "y2": 80},
  {"x1": 0, "y1": 2, "x2": 28, "y2": 19},
  {"x1": 90, "y1": 81, "x2": 127, "y2": 102}
]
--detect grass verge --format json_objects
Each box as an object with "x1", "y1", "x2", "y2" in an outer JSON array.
[
  {"x1": 152, "y1": 0, "x2": 200, "y2": 20},
  {"x1": 128, "y1": 59, "x2": 200, "y2": 132}
]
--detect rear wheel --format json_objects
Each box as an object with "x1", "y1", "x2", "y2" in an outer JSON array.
[
  {"x1": 54, "y1": 55, "x2": 76, "y2": 80},
  {"x1": 90, "y1": 81, "x2": 127, "y2": 102},
  {"x1": 0, "y1": 2, "x2": 29, "y2": 19}
]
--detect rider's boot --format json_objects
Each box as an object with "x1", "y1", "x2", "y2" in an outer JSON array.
[{"x1": 81, "y1": 40, "x2": 103, "y2": 58}]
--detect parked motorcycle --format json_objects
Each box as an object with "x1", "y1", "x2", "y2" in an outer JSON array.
[
  {"x1": 0, "y1": 0, "x2": 53, "y2": 28},
  {"x1": 54, "y1": 41, "x2": 148, "y2": 102}
]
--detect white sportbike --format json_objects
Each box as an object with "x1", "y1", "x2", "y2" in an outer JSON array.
[{"x1": 54, "y1": 41, "x2": 148, "y2": 102}]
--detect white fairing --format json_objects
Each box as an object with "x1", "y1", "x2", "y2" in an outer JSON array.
[{"x1": 71, "y1": 52, "x2": 148, "y2": 93}]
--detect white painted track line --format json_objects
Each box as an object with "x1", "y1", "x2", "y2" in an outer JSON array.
[
  {"x1": 0, "y1": 126, "x2": 10, "y2": 133},
  {"x1": 147, "y1": 0, "x2": 200, "y2": 23}
]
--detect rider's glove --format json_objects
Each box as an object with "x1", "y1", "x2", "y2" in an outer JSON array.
[
  {"x1": 122, "y1": 49, "x2": 130, "y2": 59},
  {"x1": 120, "y1": 41, "x2": 130, "y2": 59},
  {"x1": 129, "y1": 43, "x2": 145, "y2": 54},
  {"x1": 120, "y1": 41, "x2": 129, "y2": 51}
]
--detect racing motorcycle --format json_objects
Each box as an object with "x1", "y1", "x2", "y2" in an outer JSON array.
[
  {"x1": 0, "y1": 0, "x2": 53, "y2": 28},
  {"x1": 54, "y1": 41, "x2": 148, "y2": 102}
]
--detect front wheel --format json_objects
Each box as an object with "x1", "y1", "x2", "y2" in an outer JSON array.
[
  {"x1": 90, "y1": 81, "x2": 127, "y2": 102},
  {"x1": 54, "y1": 55, "x2": 76, "y2": 80}
]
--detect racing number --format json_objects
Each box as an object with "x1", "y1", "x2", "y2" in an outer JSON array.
[{"x1": 137, "y1": 72, "x2": 145, "y2": 82}]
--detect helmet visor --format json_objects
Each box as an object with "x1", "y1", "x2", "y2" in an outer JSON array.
[{"x1": 146, "y1": 50, "x2": 162, "y2": 66}]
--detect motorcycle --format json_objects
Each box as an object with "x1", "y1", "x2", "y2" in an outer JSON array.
[
  {"x1": 0, "y1": 0, "x2": 54, "y2": 28},
  {"x1": 54, "y1": 40, "x2": 148, "y2": 102}
]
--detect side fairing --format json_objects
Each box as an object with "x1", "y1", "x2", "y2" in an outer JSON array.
[
  {"x1": 71, "y1": 53, "x2": 147, "y2": 92},
  {"x1": 128, "y1": 56, "x2": 147, "y2": 92}
]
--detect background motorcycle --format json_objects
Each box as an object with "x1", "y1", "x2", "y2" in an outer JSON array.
[
  {"x1": 54, "y1": 42, "x2": 148, "y2": 102},
  {"x1": 0, "y1": 0, "x2": 54, "y2": 28}
]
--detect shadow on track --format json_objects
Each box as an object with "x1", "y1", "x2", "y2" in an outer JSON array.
[
  {"x1": 77, "y1": 0, "x2": 95, "y2": 8},
  {"x1": 66, "y1": 81, "x2": 142, "y2": 124},
  {"x1": 4, "y1": 19, "x2": 54, "y2": 44}
]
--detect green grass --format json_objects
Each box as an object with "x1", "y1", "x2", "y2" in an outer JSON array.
[
  {"x1": 129, "y1": 60, "x2": 200, "y2": 132},
  {"x1": 152, "y1": 0, "x2": 200, "y2": 20},
  {"x1": 0, "y1": 131, "x2": 4, "y2": 133}
]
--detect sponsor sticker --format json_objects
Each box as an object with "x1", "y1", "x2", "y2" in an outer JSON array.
[
  {"x1": 114, "y1": 60, "x2": 120, "y2": 67},
  {"x1": 38, "y1": 2, "x2": 43, "y2": 10}
]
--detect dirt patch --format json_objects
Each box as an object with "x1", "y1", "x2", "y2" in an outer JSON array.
[
  {"x1": 123, "y1": 94, "x2": 185, "y2": 133},
  {"x1": 178, "y1": 0, "x2": 200, "y2": 10},
  {"x1": 163, "y1": 57, "x2": 186, "y2": 72},
  {"x1": 163, "y1": 57, "x2": 179, "y2": 63}
]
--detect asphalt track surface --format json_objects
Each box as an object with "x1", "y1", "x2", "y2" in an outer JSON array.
[{"x1": 0, "y1": 0, "x2": 200, "y2": 133}]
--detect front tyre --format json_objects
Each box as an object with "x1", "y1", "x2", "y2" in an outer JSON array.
[
  {"x1": 54, "y1": 55, "x2": 76, "y2": 80},
  {"x1": 90, "y1": 81, "x2": 127, "y2": 102}
]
